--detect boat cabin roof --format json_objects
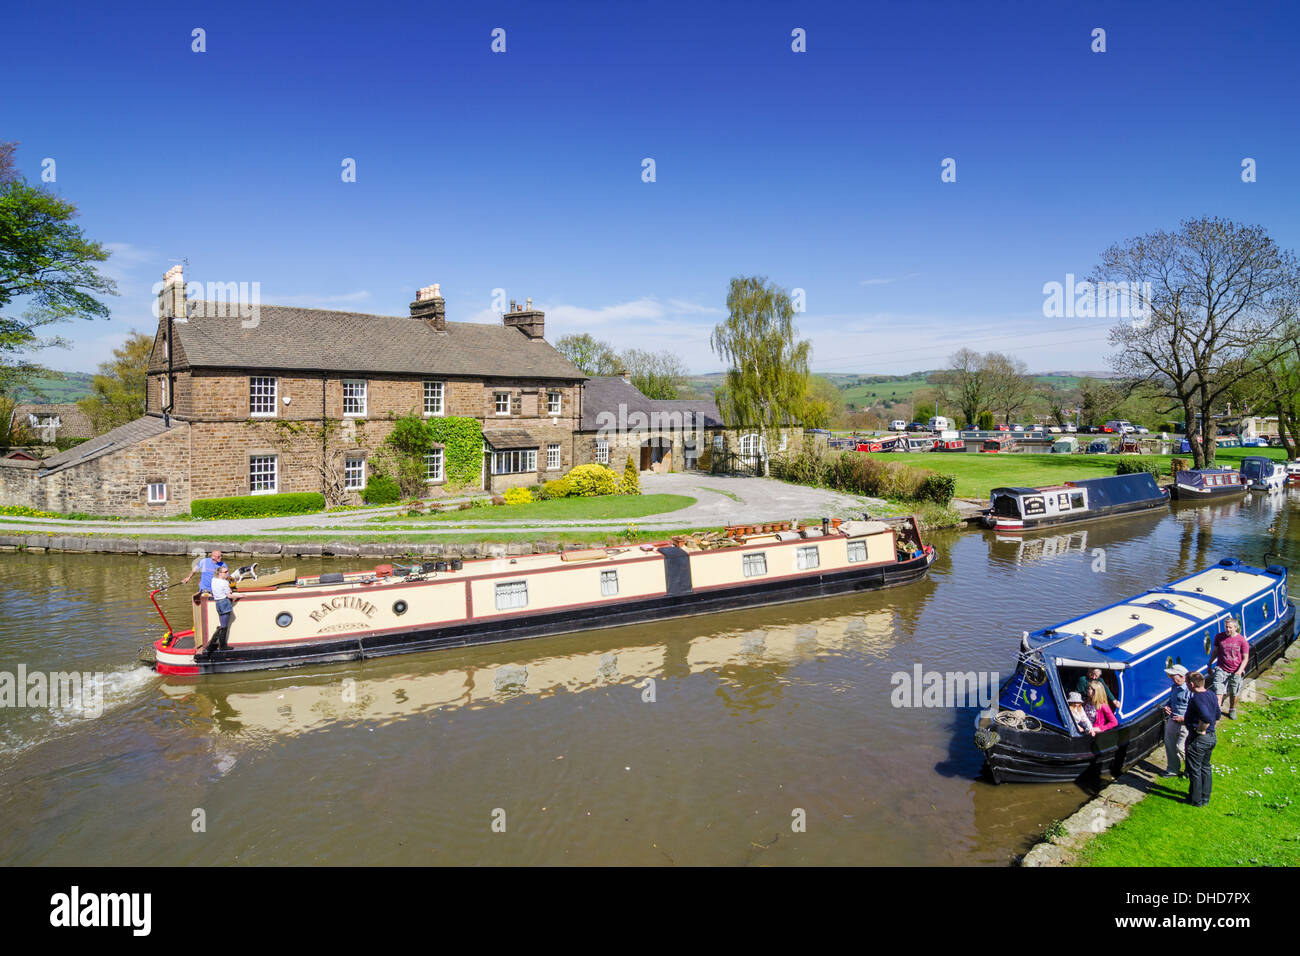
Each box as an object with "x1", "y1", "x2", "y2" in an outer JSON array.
[{"x1": 1024, "y1": 560, "x2": 1283, "y2": 667}]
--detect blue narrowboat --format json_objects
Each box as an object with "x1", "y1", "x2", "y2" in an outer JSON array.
[
  {"x1": 975, "y1": 559, "x2": 1297, "y2": 783},
  {"x1": 982, "y1": 473, "x2": 1168, "y2": 533},
  {"x1": 1169, "y1": 467, "x2": 1247, "y2": 501}
]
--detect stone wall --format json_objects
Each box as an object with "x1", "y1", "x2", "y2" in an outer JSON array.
[{"x1": 0, "y1": 422, "x2": 192, "y2": 517}]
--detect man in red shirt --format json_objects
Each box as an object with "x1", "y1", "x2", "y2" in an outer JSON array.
[{"x1": 1210, "y1": 617, "x2": 1250, "y2": 720}]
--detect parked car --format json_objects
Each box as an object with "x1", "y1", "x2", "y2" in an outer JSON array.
[
  {"x1": 906, "y1": 422, "x2": 928, "y2": 432},
  {"x1": 1135, "y1": 426, "x2": 1150, "y2": 435},
  {"x1": 890, "y1": 420, "x2": 907, "y2": 431},
  {"x1": 994, "y1": 423, "x2": 1010, "y2": 432},
  {"x1": 1012, "y1": 423, "x2": 1026, "y2": 431},
  {"x1": 1086, "y1": 439, "x2": 1111, "y2": 454},
  {"x1": 1105, "y1": 419, "x2": 1136, "y2": 434},
  {"x1": 1064, "y1": 424, "x2": 1078, "y2": 433}
]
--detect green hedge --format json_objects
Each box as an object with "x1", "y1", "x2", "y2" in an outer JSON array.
[
  {"x1": 1115, "y1": 457, "x2": 1163, "y2": 477},
  {"x1": 191, "y1": 491, "x2": 325, "y2": 519},
  {"x1": 362, "y1": 474, "x2": 401, "y2": 504}
]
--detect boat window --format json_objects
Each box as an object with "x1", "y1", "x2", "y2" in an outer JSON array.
[
  {"x1": 1070, "y1": 492, "x2": 1085, "y2": 508},
  {"x1": 494, "y1": 581, "x2": 528, "y2": 610},
  {"x1": 847, "y1": 540, "x2": 867, "y2": 563},
  {"x1": 797, "y1": 545, "x2": 820, "y2": 570},
  {"x1": 1057, "y1": 493, "x2": 1071, "y2": 510},
  {"x1": 743, "y1": 552, "x2": 767, "y2": 577},
  {"x1": 600, "y1": 570, "x2": 618, "y2": 596}
]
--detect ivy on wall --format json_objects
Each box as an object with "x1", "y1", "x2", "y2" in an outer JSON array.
[{"x1": 377, "y1": 412, "x2": 483, "y2": 495}]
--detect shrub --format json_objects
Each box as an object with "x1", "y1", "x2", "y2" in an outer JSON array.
[
  {"x1": 978, "y1": 411, "x2": 995, "y2": 431},
  {"x1": 1116, "y1": 457, "x2": 1162, "y2": 477},
  {"x1": 566, "y1": 463, "x2": 618, "y2": 497},
  {"x1": 619, "y1": 454, "x2": 641, "y2": 495},
  {"x1": 503, "y1": 486, "x2": 533, "y2": 506},
  {"x1": 192, "y1": 491, "x2": 325, "y2": 519},
  {"x1": 918, "y1": 473, "x2": 957, "y2": 506},
  {"x1": 542, "y1": 476, "x2": 574, "y2": 499},
  {"x1": 361, "y1": 475, "x2": 401, "y2": 505}
]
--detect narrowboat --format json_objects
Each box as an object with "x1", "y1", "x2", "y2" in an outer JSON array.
[
  {"x1": 932, "y1": 438, "x2": 966, "y2": 452},
  {"x1": 983, "y1": 473, "x2": 1169, "y2": 533},
  {"x1": 1169, "y1": 467, "x2": 1247, "y2": 501},
  {"x1": 975, "y1": 559, "x2": 1297, "y2": 783},
  {"x1": 1239, "y1": 455, "x2": 1286, "y2": 493},
  {"x1": 152, "y1": 518, "x2": 937, "y2": 675},
  {"x1": 1286, "y1": 460, "x2": 1300, "y2": 485}
]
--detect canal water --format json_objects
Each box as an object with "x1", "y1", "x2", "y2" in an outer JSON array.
[{"x1": 0, "y1": 493, "x2": 1294, "y2": 865}]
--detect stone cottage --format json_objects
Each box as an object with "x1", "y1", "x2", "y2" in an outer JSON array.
[{"x1": 0, "y1": 267, "x2": 586, "y2": 515}]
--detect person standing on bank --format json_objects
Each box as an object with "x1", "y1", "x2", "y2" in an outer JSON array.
[
  {"x1": 183, "y1": 549, "x2": 227, "y2": 595},
  {"x1": 1183, "y1": 671, "x2": 1222, "y2": 807},
  {"x1": 1161, "y1": 664, "x2": 1191, "y2": 777},
  {"x1": 201, "y1": 567, "x2": 238, "y2": 658},
  {"x1": 1209, "y1": 616, "x2": 1250, "y2": 720}
]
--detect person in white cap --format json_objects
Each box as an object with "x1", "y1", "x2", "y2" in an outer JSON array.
[
  {"x1": 1066, "y1": 691, "x2": 1095, "y2": 736},
  {"x1": 1161, "y1": 664, "x2": 1191, "y2": 777}
]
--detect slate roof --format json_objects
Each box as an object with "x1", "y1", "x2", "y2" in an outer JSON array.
[
  {"x1": 163, "y1": 304, "x2": 586, "y2": 381},
  {"x1": 580, "y1": 376, "x2": 724, "y2": 431},
  {"x1": 39, "y1": 415, "x2": 175, "y2": 475},
  {"x1": 482, "y1": 428, "x2": 546, "y2": 449},
  {"x1": 11, "y1": 403, "x2": 95, "y2": 438}
]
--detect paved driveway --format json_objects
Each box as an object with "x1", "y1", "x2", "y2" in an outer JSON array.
[{"x1": 0, "y1": 474, "x2": 884, "y2": 537}]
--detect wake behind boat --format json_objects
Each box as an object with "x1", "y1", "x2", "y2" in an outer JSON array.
[
  {"x1": 152, "y1": 517, "x2": 937, "y2": 675},
  {"x1": 975, "y1": 558, "x2": 1297, "y2": 784}
]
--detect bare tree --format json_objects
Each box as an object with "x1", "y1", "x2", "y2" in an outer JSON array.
[
  {"x1": 984, "y1": 352, "x2": 1036, "y2": 424},
  {"x1": 932, "y1": 348, "x2": 989, "y2": 427},
  {"x1": 1098, "y1": 217, "x2": 1299, "y2": 467}
]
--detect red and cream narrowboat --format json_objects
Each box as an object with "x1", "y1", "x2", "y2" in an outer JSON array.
[{"x1": 152, "y1": 518, "x2": 937, "y2": 675}]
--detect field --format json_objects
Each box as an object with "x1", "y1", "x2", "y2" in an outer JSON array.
[
  {"x1": 8, "y1": 372, "x2": 96, "y2": 404},
  {"x1": 835, "y1": 373, "x2": 1083, "y2": 413}
]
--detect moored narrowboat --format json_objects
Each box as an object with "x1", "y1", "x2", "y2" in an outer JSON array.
[
  {"x1": 152, "y1": 518, "x2": 937, "y2": 675},
  {"x1": 976, "y1": 559, "x2": 1297, "y2": 783},
  {"x1": 1169, "y1": 467, "x2": 1247, "y2": 501},
  {"x1": 982, "y1": 473, "x2": 1168, "y2": 533},
  {"x1": 1239, "y1": 455, "x2": 1286, "y2": 493}
]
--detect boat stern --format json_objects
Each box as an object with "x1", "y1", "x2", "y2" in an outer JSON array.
[{"x1": 153, "y1": 630, "x2": 200, "y2": 676}]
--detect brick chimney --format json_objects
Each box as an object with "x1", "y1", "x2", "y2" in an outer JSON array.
[
  {"x1": 503, "y1": 297, "x2": 544, "y2": 339},
  {"x1": 410, "y1": 283, "x2": 446, "y2": 332},
  {"x1": 159, "y1": 264, "x2": 187, "y2": 321}
]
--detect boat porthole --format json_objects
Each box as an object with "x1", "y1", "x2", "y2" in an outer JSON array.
[
  {"x1": 393, "y1": 600, "x2": 408, "y2": 616},
  {"x1": 276, "y1": 612, "x2": 293, "y2": 628}
]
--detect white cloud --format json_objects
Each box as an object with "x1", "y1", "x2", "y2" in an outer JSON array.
[
  {"x1": 272, "y1": 290, "x2": 372, "y2": 308},
  {"x1": 859, "y1": 273, "x2": 920, "y2": 287}
]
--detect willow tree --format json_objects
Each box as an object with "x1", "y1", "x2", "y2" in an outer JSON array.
[{"x1": 711, "y1": 276, "x2": 812, "y2": 456}]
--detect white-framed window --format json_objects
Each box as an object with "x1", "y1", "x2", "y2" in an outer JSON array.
[
  {"x1": 425, "y1": 448, "x2": 444, "y2": 482},
  {"x1": 494, "y1": 392, "x2": 511, "y2": 415},
  {"x1": 344, "y1": 456, "x2": 365, "y2": 490},
  {"x1": 797, "y1": 545, "x2": 820, "y2": 570},
  {"x1": 160, "y1": 375, "x2": 168, "y2": 410},
  {"x1": 713, "y1": 434, "x2": 724, "y2": 452},
  {"x1": 250, "y1": 455, "x2": 278, "y2": 494},
  {"x1": 424, "y1": 380, "x2": 444, "y2": 416},
  {"x1": 250, "y1": 377, "x2": 277, "y2": 416},
  {"x1": 847, "y1": 540, "x2": 867, "y2": 563},
  {"x1": 596, "y1": 439, "x2": 610, "y2": 465},
  {"x1": 495, "y1": 581, "x2": 528, "y2": 611},
  {"x1": 779, "y1": 432, "x2": 788, "y2": 452},
  {"x1": 739, "y1": 433, "x2": 765, "y2": 460},
  {"x1": 546, "y1": 443, "x2": 561, "y2": 470},
  {"x1": 343, "y1": 379, "x2": 367, "y2": 416},
  {"x1": 743, "y1": 552, "x2": 767, "y2": 577},
  {"x1": 547, "y1": 391, "x2": 562, "y2": 415},
  {"x1": 601, "y1": 569, "x2": 619, "y2": 596},
  {"x1": 147, "y1": 482, "x2": 167, "y2": 504},
  {"x1": 492, "y1": 449, "x2": 537, "y2": 474}
]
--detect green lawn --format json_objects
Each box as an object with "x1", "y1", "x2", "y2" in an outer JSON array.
[
  {"x1": 869, "y1": 452, "x2": 1122, "y2": 499},
  {"x1": 1075, "y1": 660, "x2": 1300, "y2": 866},
  {"x1": 376, "y1": 493, "x2": 696, "y2": 524}
]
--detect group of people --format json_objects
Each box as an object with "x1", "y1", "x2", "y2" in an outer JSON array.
[
  {"x1": 1064, "y1": 616, "x2": 1251, "y2": 809},
  {"x1": 1160, "y1": 617, "x2": 1251, "y2": 807},
  {"x1": 182, "y1": 549, "x2": 239, "y2": 659}
]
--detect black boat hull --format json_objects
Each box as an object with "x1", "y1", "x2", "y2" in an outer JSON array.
[
  {"x1": 1169, "y1": 484, "x2": 1247, "y2": 501},
  {"x1": 980, "y1": 601, "x2": 1296, "y2": 784},
  {"x1": 195, "y1": 549, "x2": 937, "y2": 673}
]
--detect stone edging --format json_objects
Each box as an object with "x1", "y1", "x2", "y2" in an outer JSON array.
[
  {"x1": 0, "y1": 532, "x2": 557, "y2": 561},
  {"x1": 1020, "y1": 643, "x2": 1300, "y2": 866}
]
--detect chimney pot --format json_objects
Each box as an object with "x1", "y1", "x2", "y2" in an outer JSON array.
[{"x1": 410, "y1": 282, "x2": 447, "y2": 331}]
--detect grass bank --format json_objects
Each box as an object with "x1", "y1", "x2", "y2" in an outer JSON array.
[{"x1": 1074, "y1": 658, "x2": 1300, "y2": 866}]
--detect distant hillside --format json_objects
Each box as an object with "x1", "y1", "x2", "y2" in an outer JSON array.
[{"x1": 9, "y1": 372, "x2": 96, "y2": 404}]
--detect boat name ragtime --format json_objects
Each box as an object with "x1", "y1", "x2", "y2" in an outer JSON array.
[{"x1": 310, "y1": 596, "x2": 378, "y2": 623}]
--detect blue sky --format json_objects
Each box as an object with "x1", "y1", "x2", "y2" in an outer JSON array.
[{"x1": 3, "y1": 0, "x2": 1297, "y2": 375}]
